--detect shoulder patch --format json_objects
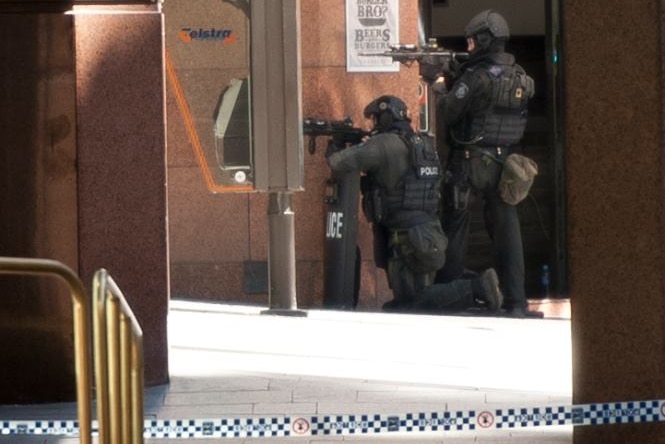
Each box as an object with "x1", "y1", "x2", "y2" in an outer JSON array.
[
  {"x1": 488, "y1": 65, "x2": 504, "y2": 78},
  {"x1": 454, "y1": 82, "x2": 469, "y2": 99}
]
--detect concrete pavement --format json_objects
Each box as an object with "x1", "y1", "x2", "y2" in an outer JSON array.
[{"x1": 1, "y1": 299, "x2": 573, "y2": 443}]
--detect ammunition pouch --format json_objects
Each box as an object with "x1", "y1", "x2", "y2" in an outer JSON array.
[
  {"x1": 443, "y1": 167, "x2": 471, "y2": 211},
  {"x1": 453, "y1": 183, "x2": 471, "y2": 210},
  {"x1": 391, "y1": 222, "x2": 447, "y2": 273},
  {"x1": 360, "y1": 175, "x2": 384, "y2": 223}
]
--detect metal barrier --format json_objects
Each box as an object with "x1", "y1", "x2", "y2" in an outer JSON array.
[
  {"x1": 0, "y1": 257, "x2": 93, "y2": 444},
  {"x1": 93, "y1": 268, "x2": 144, "y2": 444},
  {"x1": 0, "y1": 259, "x2": 145, "y2": 444}
]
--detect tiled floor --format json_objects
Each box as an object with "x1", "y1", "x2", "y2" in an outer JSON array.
[{"x1": 1, "y1": 299, "x2": 573, "y2": 443}]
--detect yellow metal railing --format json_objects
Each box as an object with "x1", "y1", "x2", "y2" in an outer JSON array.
[
  {"x1": 0, "y1": 259, "x2": 145, "y2": 444},
  {"x1": 93, "y1": 268, "x2": 144, "y2": 444},
  {"x1": 0, "y1": 257, "x2": 93, "y2": 444}
]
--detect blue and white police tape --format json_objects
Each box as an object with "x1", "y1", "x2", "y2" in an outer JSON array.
[{"x1": 2, "y1": 399, "x2": 664, "y2": 438}]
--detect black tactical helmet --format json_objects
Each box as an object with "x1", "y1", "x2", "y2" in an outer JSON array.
[
  {"x1": 363, "y1": 95, "x2": 410, "y2": 122},
  {"x1": 465, "y1": 10, "x2": 510, "y2": 51}
]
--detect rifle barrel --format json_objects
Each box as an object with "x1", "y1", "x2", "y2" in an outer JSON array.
[{"x1": 359, "y1": 50, "x2": 468, "y2": 58}]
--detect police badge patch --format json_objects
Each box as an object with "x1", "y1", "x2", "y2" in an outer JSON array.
[
  {"x1": 488, "y1": 65, "x2": 503, "y2": 77},
  {"x1": 454, "y1": 82, "x2": 469, "y2": 99}
]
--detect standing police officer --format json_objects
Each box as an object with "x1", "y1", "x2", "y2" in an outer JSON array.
[
  {"x1": 326, "y1": 95, "x2": 503, "y2": 314},
  {"x1": 428, "y1": 10, "x2": 541, "y2": 318}
]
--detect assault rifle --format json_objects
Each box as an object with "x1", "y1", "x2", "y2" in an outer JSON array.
[
  {"x1": 361, "y1": 38, "x2": 468, "y2": 82},
  {"x1": 303, "y1": 117, "x2": 369, "y2": 155}
]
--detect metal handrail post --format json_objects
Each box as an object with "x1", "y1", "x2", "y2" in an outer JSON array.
[
  {"x1": 0, "y1": 257, "x2": 93, "y2": 444},
  {"x1": 93, "y1": 268, "x2": 145, "y2": 444},
  {"x1": 106, "y1": 296, "x2": 122, "y2": 444},
  {"x1": 131, "y1": 333, "x2": 145, "y2": 444},
  {"x1": 93, "y1": 272, "x2": 110, "y2": 444},
  {"x1": 120, "y1": 313, "x2": 132, "y2": 443}
]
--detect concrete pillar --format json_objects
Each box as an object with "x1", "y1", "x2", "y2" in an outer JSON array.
[
  {"x1": 566, "y1": 1, "x2": 665, "y2": 442},
  {"x1": 74, "y1": 8, "x2": 169, "y2": 387}
]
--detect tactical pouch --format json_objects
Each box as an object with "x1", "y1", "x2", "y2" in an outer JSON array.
[
  {"x1": 399, "y1": 132, "x2": 442, "y2": 214},
  {"x1": 498, "y1": 153, "x2": 538, "y2": 205},
  {"x1": 453, "y1": 183, "x2": 471, "y2": 210},
  {"x1": 443, "y1": 167, "x2": 471, "y2": 211},
  {"x1": 360, "y1": 175, "x2": 384, "y2": 223},
  {"x1": 403, "y1": 221, "x2": 448, "y2": 273}
]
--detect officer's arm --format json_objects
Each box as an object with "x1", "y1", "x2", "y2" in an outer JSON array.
[
  {"x1": 439, "y1": 71, "x2": 481, "y2": 126},
  {"x1": 326, "y1": 138, "x2": 383, "y2": 174}
]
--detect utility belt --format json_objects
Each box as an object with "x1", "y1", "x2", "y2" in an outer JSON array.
[
  {"x1": 449, "y1": 132, "x2": 512, "y2": 163},
  {"x1": 450, "y1": 144, "x2": 538, "y2": 206},
  {"x1": 452, "y1": 145, "x2": 511, "y2": 163}
]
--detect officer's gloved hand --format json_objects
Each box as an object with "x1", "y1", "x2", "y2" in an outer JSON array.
[
  {"x1": 418, "y1": 55, "x2": 442, "y2": 84},
  {"x1": 325, "y1": 140, "x2": 344, "y2": 158},
  {"x1": 449, "y1": 58, "x2": 461, "y2": 79},
  {"x1": 431, "y1": 77, "x2": 448, "y2": 95}
]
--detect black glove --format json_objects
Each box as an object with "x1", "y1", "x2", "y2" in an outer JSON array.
[
  {"x1": 419, "y1": 56, "x2": 442, "y2": 84},
  {"x1": 432, "y1": 78, "x2": 448, "y2": 95},
  {"x1": 325, "y1": 140, "x2": 344, "y2": 158},
  {"x1": 449, "y1": 58, "x2": 461, "y2": 80}
]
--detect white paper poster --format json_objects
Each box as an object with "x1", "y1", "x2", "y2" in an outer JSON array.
[{"x1": 346, "y1": 0, "x2": 400, "y2": 72}]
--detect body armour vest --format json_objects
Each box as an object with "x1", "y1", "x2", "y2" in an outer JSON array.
[
  {"x1": 466, "y1": 62, "x2": 534, "y2": 146},
  {"x1": 362, "y1": 132, "x2": 442, "y2": 226}
]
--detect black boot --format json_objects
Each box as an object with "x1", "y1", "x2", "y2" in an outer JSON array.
[
  {"x1": 471, "y1": 269, "x2": 504, "y2": 312},
  {"x1": 382, "y1": 298, "x2": 414, "y2": 313}
]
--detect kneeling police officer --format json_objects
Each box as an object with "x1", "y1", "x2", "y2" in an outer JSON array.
[{"x1": 325, "y1": 95, "x2": 503, "y2": 314}]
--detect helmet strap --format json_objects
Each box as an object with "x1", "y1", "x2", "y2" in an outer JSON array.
[
  {"x1": 475, "y1": 31, "x2": 492, "y2": 50},
  {"x1": 377, "y1": 112, "x2": 394, "y2": 131}
]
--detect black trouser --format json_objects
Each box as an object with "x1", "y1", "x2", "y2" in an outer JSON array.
[
  {"x1": 385, "y1": 221, "x2": 475, "y2": 311},
  {"x1": 414, "y1": 279, "x2": 475, "y2": 312},
  {"x1": 386, "y1": 224, "x2": 440, "y2": 305},
  {"x1": 435, "y1": 150, "x2": 527, "y2": 310},
  {"x1": 387, "y1": 251, "x2": 476, "y2": 312}
]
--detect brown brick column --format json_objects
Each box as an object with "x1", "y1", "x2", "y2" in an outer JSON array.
[
  {"x1": 565, "y1": 1, "x2": 665, "y2": 442},
  {"x1": 75, "y1": 10, "x2": 169, "y2": 387}
]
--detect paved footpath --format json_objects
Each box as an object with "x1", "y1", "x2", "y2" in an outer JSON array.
[{"x1": 1, "y1": 300, "x2": 573, "y2": 443}]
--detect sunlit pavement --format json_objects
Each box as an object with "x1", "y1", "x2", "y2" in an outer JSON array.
[
  {"x1": 0, "y1": 299, "x2": 573, "y2": 443},
  {"x1": 169, "y1": 300, "x2": 571, "y2": 394},
  {"x1": 162, "y1": 300, "x2": 573, "y2": 443}
]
